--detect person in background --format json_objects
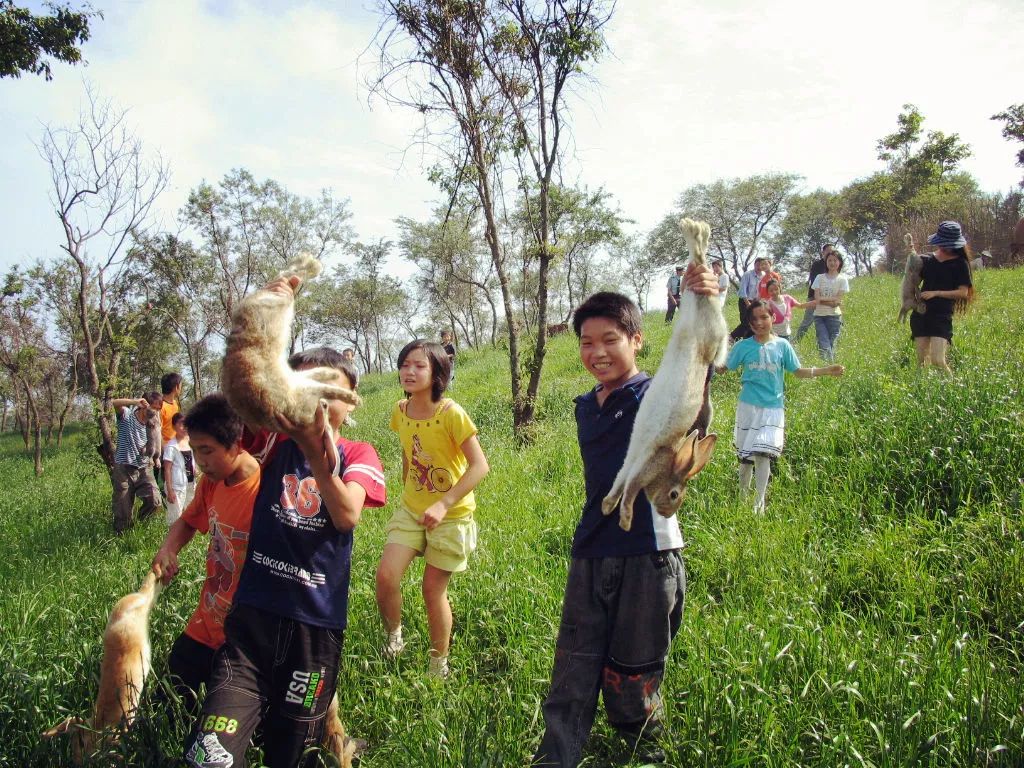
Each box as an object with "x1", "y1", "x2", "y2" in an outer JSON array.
[
  {"x1": 712, "y1": 259, "x2": 729, "y2": 308},
  {"x1": 665, "y1": 265, "x2": 684, "y2": 322},
  {"x1": 730, "y1": 257, "x2": 767, "y2": 341},
  {"x1": 765, "y1": 279, "x2": 815, "y2": 340},
  {"x1": 756, "y1": 258, "x2": 782, "y2": 299},
  {"x1": 162, "y1": 412, "x2": 197, "y2": 526},
  {"x1": 441, "y1": 330, "x2": 456, "y2": 383},
  {"x1": 811, "y1": 249, "x2": 849, "y2": 362},
  {"x1": 342, "y1": 348, "x2": 356, "y2": 362},
  {"x1": 793, "y1": 244, "x2": 831, "y2": 342},
  {"x1": 110, "y1": 392, "x2": 164, "y2": 533},
  {"x1": 160, "y1": 373, "x2": 183, "y2": 443},
  {"x1": 908, "y1": 221, "x2": 975, "y2": 373}
]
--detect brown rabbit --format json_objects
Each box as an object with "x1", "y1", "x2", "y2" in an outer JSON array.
[
  {"x1": 322, "y1": 692, "x2": 367, "y2": 767},
  {"x1": 898, "y1": 233, "x2": 927, "y2": 323},
  {"x1": 42, "y1": 564, "x2": 164, "y2": 764},
  {"x1": 601, "y1": 218, "x2": 725, "y2": 531},
  {"x1": 221, "y1": 253, "x2": 360, "y2": 438}
]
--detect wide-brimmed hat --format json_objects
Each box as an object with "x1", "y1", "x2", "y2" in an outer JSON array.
[{"x1": 927, "y1": 221, "x2": 967, "y2": 249}]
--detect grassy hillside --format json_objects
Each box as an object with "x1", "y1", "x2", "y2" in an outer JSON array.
[{"x1": 1, "y1": 268, "x2": 1022, "y2": 767}]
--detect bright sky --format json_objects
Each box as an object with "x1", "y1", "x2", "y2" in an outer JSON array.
[{"x1": 1, "y1": 0, "x2": 1022, "y2": 279}]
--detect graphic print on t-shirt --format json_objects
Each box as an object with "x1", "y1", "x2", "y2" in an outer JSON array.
[
  {"x1": 202, "y1": 510, "x2": 250, "y2": 623},
  {"x1": 409, "y1": 434, "x2": 453, "y2": 493}
]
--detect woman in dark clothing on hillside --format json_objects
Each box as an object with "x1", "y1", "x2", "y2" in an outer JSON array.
[{"x1": 909, "y1": 221, "x2": 975, "y2": 373}]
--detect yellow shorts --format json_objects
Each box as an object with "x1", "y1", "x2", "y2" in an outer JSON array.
[{"x1": 384, "y1": 505, "x2": 478, "y2": 573}]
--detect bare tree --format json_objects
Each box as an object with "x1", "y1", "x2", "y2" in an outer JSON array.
[
  {"x1": 38, "y1": 85, "x2": 168, "y2": 472},
  {"x1": 373, "y1": 0, "x2": 614, "y2": 437},
  {"x1": 0, "y1": 275, "x2": 48, "y2": 474}
]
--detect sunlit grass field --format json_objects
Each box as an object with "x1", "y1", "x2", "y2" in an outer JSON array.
[{"x1": 1, "y1": 268, "x2": 1022, "y2": 766}]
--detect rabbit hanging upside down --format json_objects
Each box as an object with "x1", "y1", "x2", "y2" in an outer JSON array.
[
  {"x1": 898, "y1": 233, "x2": 927, "y2": 323},
  {"x1": 221, "y1": 254, "x2": 360, "y2": 463},
  {"x1": 601, "y1": 218, "x2": 726, "y2": 531},
  {"x1": 42, "y1": 565, "x2": 164, "y2": 765}
]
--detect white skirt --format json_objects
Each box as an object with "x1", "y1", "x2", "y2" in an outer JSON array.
[{"x1": 733, "y1": 400, "x2": 785, "y2": 460}]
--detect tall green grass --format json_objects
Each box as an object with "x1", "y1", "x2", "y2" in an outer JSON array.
[{"x1": 1, "y1": 268, "x2": 1021, "y2": 766}]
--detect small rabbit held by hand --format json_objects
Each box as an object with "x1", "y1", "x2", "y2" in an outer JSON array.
[{"x1": 898, "y1": 232, "x2": 927, "y2": 323}]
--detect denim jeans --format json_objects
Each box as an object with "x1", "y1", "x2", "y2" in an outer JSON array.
[
  {"x1": 814, "y1": 315, "x2": 842, "y2": 361},
  {"x1": 183, "y1": 603, "x2": 343, "y2": 768},
  {"x1": 793, "y1": 306, "x2": 815, "y2": 341},
  {"x1": 533, "y1": 551, "x2": 686, "y2": 768}
]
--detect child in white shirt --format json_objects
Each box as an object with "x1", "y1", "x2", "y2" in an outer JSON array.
[{"x1": 162, "y1": 412, "x2": 196, "y2": 525}]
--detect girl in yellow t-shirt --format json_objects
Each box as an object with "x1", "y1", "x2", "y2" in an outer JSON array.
[{"x1": 375, "y1": 339, "x2": 489, "y2": 678}]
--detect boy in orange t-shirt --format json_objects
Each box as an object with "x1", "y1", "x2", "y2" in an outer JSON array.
[
  {"x1": 160, "y1": 372, "x2": 184, "y2": 443},
  {"x1": 154, "y1": 393, "x2": 260, "y2": 711}
]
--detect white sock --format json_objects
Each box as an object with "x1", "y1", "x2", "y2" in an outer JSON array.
[
  {"x1": 739, "y1": 462, "x2": 753, "y2": 495},
  {"x1": 753, "y1": 455, "x2": 771, "y2": 512}
]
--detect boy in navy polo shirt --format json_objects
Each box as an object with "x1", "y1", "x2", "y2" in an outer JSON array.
[
  {"x1": 183, "y1": 293, "x2": 386, "y2": 767},
  {"x1": 533, "y1": 271, "x2": 718, "y2": 767}
]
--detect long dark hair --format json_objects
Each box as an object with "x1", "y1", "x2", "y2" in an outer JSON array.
[
  {"x1": 397, "y1": 339, "x2": 451, "y2": 402},
  {"x1": 939, "y1": 245, "x2": 976, "y2": 313}
]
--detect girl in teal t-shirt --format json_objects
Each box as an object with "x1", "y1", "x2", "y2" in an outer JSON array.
[{"x1": 719, "y1": 300, "x2": 844, "y2": 513}]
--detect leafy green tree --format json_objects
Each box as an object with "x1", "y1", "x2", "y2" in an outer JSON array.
[
  {"x1": 396, "y1": 205, "x2": 498, "y2": 348},
  {"x1": 135, "y1": 234, "x2": 221, "y2": 398},
  {"x1": 876, "y1": 104, "x2": 971, "y2": 201},
  {"x1": 526, "y1": 185, "x2": 625, "y2": 325},
  {"x1": 306, "y1": 241, "x2": 409, "y2": 373},
  {"x1": 772, "y1": 189, "x2": 843, "y2": 272},
  {"x1": 992, "y1": 103, "x2": 1024, "y2": 184},
  {"x1": 182, "y1": 169, "x2": 352, "y2": 325},
  {"x1": 652, "y1": 173, "x2": 801, "y2": 282},
  {"x1": 0, "y1": 1, "x2": 100, "y2": 80},
  {"x1": 610, "y1": 234, "x2": 658, "y2": 311}
]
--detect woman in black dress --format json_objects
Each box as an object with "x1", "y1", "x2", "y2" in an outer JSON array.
[{"x1": 910, "y1": 221, "x2": 975, "y2": 373}]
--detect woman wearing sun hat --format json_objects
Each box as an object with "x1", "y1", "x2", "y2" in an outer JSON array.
[{"x1": 909, "y1": 220, "x2": 975, "y2": 373}]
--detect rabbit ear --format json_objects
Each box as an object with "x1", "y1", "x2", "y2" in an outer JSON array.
[
  {"x1": 671, "y1": 431, "x2": 700, "y2": 475},
  {"x1": 685, "y1": 433, "x2": 717, "y2": 479},
  {"x1": 672, "y1": 431, "x2": 717, "y2": 479},
  {"x1": 42, "y1": 716, "x2": 85, "y2": 738}
]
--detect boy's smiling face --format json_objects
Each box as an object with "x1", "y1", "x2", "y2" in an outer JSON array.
[{"x1": 579, "y1": 316, "x2": 642, "y2": 392}]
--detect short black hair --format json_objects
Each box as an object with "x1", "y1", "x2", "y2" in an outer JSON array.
[
  {"x1": 171, "y1": 412, "x2": 185, "y2": 427},
  {"x1": 288, "y1": 346, "x2": 359, "y2": 389},
  {"x1": 572, "y1": 291, "x2": 642, "y2": 339},
  {"x1": 397, "y1": 339, "x2": 451, "y2": 402},
  {"x1": 161, "y1": 372, "x2": 183, "y2": 395},
  {"x1": 826, "y1": 250, "x2": 845, "y2": 270},
  {"x1": 184, "y1": 393, "x2": 243, "y2": 450},
  {"x1": 746, "y1": 299, "x2": 773, "y2": 328}
]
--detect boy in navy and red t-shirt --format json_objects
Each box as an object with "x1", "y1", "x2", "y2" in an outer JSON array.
[{"x1": 183, "y1": 295, "x2": 385, "y2": 768}]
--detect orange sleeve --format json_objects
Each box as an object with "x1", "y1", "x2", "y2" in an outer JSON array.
[{"x1": 181, "y1": 475, "x2": 214, "y2": 534}]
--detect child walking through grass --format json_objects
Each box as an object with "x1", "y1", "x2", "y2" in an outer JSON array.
[
  {"x1": 534, "y1": 266, "x2": 719, "y2": 767},
  {"x1": 375, "y1": 339, "x2": 489, "y2": 679},
  {"x1": 720, "y1": 300, "x2": 844, "y2": 513}
]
